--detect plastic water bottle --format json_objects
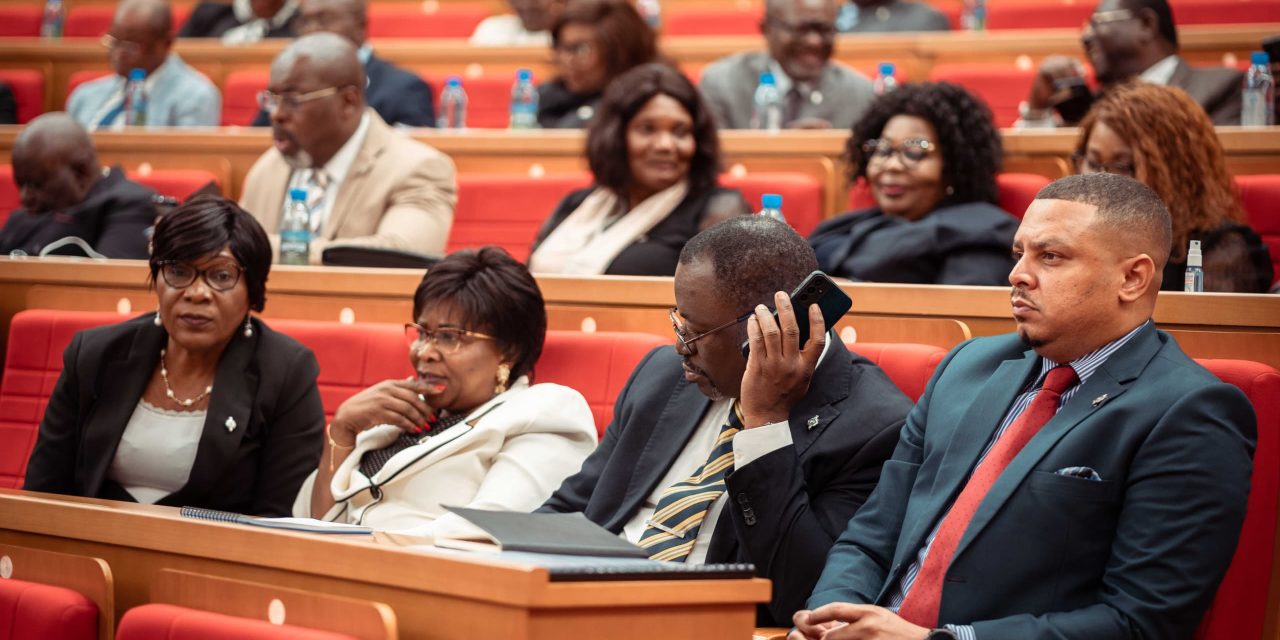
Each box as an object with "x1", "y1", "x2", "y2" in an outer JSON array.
[
  {"x1": 751, "y1": 72, "x2": 783, "y2": 131},
  {"x1": 1183, "y1": 240, "x2": 1204, "y2": 292},
  {"x1": 758, "y1": 194, "x2": 786, "y2": 224},
  {"x1": 437, "y1": 76, "x2": 468, "y2": 129},
  {"x1": 39, "y1": 0, "x2": 64, "y2": 38},
  {"x1": 636, "y1": 0, "x2": 661, "y2": 30},
  {"x1": 1242, "y1": 51, "x2": 1275, "y2": 127},
  {"x1": 279, "y1": 188, "x2": 312, "y2": 266},
  {"x1": 509, "y1": 68, "x2": 539, "y2": 129},
  {"x1": 874, "y1": 63, "x2": 898, "y2": 96},
  {"x1": 961, "y1": 0, "x2": 986, "y2": 31},
  {"x1": 123, "y1": 69, "x2": 147, "y2": 126}
]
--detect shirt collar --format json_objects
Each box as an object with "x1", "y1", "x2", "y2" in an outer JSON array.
[
  {"x1": 1138, "y1": 55, "x2": 1180, "y2": 86},
  {"x1": 318, "y1": 109, "x2": 371, "y2": 185},
  {"x1": 357, "y1": 43, "x2": 373, "y2": 66},
  {"x1": 767, "y1": 57, "x2": 819, "y2": 97},
  {"x1": 1036, "y1": 320, "x2": 1149, "y2": 385}
]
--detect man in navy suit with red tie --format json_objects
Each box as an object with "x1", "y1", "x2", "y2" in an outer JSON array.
[{"x1": 792, "y1": 173, "x2": 1256, "y2": 640}]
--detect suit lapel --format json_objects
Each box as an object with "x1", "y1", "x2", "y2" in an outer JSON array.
[
  {"x1": 325, "y1": 110, "x2": 387, "y2": 240},
  {"x1": 81, "y1": 321, "x2": 165, "y2": 495}
]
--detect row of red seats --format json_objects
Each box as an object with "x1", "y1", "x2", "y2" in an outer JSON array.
[{"x1": 1, "y1": 0, "x2": 1277, "y2": 39}]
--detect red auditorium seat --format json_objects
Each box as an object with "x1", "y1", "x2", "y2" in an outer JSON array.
[
  {"x1": 0, "y1": 579, "x2": 98, "y2": 640},
  {"x1": 0, "y1": 164, "x2": 19, "y2": 227},
  {"x1": 0, "y1": 6, "x2": 42, "y2": 37},
  {"x1": 65, "y1": 70, "x2": 113, "y2": 107},
  {"x1": 721, "y1": 172, "x2": 825, "y2": 237},
  {"x1": 663, "y1": 7, "x2": 763, "y2": 36},
  {"x1": 0, "y1": 69, "x2": 45, "y2": 124},
  {"x1": 451, "y1": 172, "x2": 592, "y2": 260},
  {"x1": 928, "y1": 63, "x2": 1037, "y2": 128},
  {"x1": 422, "y1": 72, "x2": 516, "y2": 129},
  {"x1": 984, "y1": 2, "x2": 1094, "y2": 30},
  {"x1": 117, "y1": 604, "x2": 357, "y2": 640},
  {"x1": 1170, "y1": 0, "x2": 1280, "y2": 24},
  {"x1": 844, "y1": 341, "x2": 947, "y2": 402},
  {"x1": 221, "y1": 70, "x2": 268, "y2": 126},
  {"x1": 128, "y1": 168, "x2": 220, "y2": 200},
  {"x1": 1192, "y1": 359, "x2": 1280, "y2": 640},
  {"x1": 1233, "y1": 174, "x2": 1280, "y2": 288},
  {"x1": 847, "y1": 173, "x2": 1036, "y2": 220},
  {"x1": 538, "y1": 331, "x2": 668, "y2": 436},
  {"x1": 366, "y1": 5, "x2": 489, "y2": 38}
]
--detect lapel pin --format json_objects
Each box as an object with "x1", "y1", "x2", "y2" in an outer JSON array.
[
  {"x1": 1091, "y1": 394, "x2": 1108, "y2": 408},
  {"x1": 807, "y1": 415, "x2": 820, "y2": 429},
  {"x1": 224, "y1": 416, "x2": 237, "y2": 433}
]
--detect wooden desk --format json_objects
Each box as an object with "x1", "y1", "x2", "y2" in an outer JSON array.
[{"x1": 0, "y1": 490, "x2": 770, "y2": 639}]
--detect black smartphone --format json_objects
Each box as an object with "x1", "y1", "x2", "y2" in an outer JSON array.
[
  {"x1": 741, "y1": 271, "x2": 852, "y2": 358},
  {"x1": 1051, "y1": 76, "x2": 1094, "y2": 126}
]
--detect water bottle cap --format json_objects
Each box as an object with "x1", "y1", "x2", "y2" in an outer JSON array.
[
  {"x1": 1251, "y1": 51, "x2": 1270, "y2": 66},
  {"x1": 447, "y1": 75, "x2": 462, "y2": 87},
  {"x1": 761, "y1": 194, "x2": 782, "y2": 209},
  {"x1": 759, "y1": 71, "x2": 776, "y2": 86},
  {"x1": 128, "y1": 68, "x2": 145, "y2": 81},
  {"x1": 288, "y1": 188, "x2": 308, "y2": 202},
  {"x1": 517, "y1": 68, "x2": 532, "y2": 81},
  {"x1": 878, "y1": 62, "x2": 895, "y2": 76}
]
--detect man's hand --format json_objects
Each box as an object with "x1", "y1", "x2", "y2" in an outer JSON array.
[
  {"x1": 1027, "y1": 55, "x2": 1086, "y2": 110},
  {"x1": 740, "y1": 291, "x2": 825, "y2": 428},
  {"x1": 791, "y1": 604, "x2": 930, "y2": 639}
]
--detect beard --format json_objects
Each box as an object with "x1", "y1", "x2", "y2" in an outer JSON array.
[
  {"x1": 1018, "y1": 327, "x2": 1045, "y2": 350},
  {"x1": 282, "y1": 148, "x2": 314, "y2": 170}
]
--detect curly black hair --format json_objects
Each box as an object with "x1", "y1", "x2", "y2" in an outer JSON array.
[{"x1": 845, "y1": 81, "x2": 1002, "y2": 206}]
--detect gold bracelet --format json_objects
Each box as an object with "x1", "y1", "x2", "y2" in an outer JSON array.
[{"x1": 326, "y1": 424, "x2": 354, "y2": 472}]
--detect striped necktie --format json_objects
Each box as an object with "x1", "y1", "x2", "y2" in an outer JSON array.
[
  {"x1": 306, "y1": 169, "x2": 330, "y2": 235},
  {"x1": 638, "y1": 405, "x2": 743, "y2": 562}
]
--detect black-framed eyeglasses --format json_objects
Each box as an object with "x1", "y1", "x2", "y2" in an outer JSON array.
[
  {"x1": 404, "y1": 323, "x2": 495, "y2": 355},
  {"x1": 766, "y1": 17, "x2": 837, "y2": 40},
  {"x1": 256, "y1": 86, "x2": 344, "y2": 112},
  {"x1": 1086, "y1": 8, "x2": 1134, "y2": 29},
  {"x1": 1072, "y1": 152, "x2": 1135, "y2": 178},
  {"x1": 100, "y1": 33, "x2": 142, "y2": 56},
  {"x1": 669, "y1": 307, "x2": 752, "y2": 355},
  {"x1": 158, "y1": 260, "x2": 244, "y2": 292},
  {"x1": 862, "y1": 138, "x2": 937, "y2": 165},
  {"x1": 553, "y1": 40, "x2": 595, "y2": 60}
]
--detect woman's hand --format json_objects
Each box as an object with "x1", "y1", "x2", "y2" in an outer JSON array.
[{"x1": 330, "y1": 378, "x2": 439, "y2": 443}]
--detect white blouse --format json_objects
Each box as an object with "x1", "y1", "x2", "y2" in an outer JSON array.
[{"x1": 107, "y1": 400, "x2": 205, "y2": 504}]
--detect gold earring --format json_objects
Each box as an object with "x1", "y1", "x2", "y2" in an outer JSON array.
[{"x1": 494, "y1": 363, "x2": 511, "y2": 395}]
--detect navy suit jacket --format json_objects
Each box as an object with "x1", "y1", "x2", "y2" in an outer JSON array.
[
  {"x1": 807, "y1": 325, "x2": 1256, "y2": 639},
  {"x1": 540, "y1": 342, "x2": 911, "y2": 625},
  {"x1": 251, "y1": 55, "x2": 435, "y2": 128}
]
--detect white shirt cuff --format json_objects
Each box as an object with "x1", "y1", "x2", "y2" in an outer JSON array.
[{"x1": 732, "y1": 420, "x2": 793, "y2": 468}]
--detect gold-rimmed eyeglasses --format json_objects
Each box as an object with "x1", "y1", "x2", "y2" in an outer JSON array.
[
  {"x1": 862, "y1": 138, "x2": 938, "y2": 165},
  {"x1": 669, "y1": 307, "x2": 752, "y2": 355},
  {"x1": 256, "y1": 86, "x2": 343, "y2": 113},
  {"x1": 100, "y1": 34, "x2": 142, "y2": 56},
  {"x1": 403, "y1": 323, "x2": 496, "y2": 355}
]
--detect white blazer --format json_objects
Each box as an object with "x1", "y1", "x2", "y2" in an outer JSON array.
[{"x1": 292, "y1": 377, "x2": 597, "y2": 538}]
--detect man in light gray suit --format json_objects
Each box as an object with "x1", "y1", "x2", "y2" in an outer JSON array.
[
  {"x1": 67, "y1": 0, "x2": 220, "y2": 129},
  {"x1": 698, "y1": 0, "x2": 875, "y2": 130}
]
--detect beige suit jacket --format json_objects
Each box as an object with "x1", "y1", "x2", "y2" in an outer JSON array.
[{"x1": 239, "y1": 110, "x2": 457, "y2": 263}]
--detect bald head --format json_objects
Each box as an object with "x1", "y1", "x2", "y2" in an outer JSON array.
[
  {"x1": 113, "y1": 0, "x2": 171, "y2": 36},
  {"x1": 266, "y1": 33, "x2": 367, "y2": 169},
  {"x1": 12, "y1": 113, "x2": 101, "y2": 214},
  {"x1": 297, "y1": 0, "x2": 367, "y2": 45},
  {"x1": 106, "y1": 0, "x2": 172, "y2": 77},
  {"x1": 273, "y1": 33, "x2": 366, "y2": 95}
]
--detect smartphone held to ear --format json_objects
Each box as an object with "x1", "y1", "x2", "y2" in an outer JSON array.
[{"x1": 741, "y1": 271, "x2": 852, "y2": 358}]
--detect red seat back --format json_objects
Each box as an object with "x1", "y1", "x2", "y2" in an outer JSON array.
[
  {"x1": 1233, "y1": 174, "x2": 1280, "y2": 288},
  {"x1": 63, "y1": 5, "x2": 114, "y2": 38},
  {"x1": 366, "y1": 5, "x2": 489, "y2": 38},
  {"x1": 721, "y1": 172, "x2": 825, "y2": 237},
  {"x1": 0, "y1": 69, "x2": 45, "y2": 124},
  {"x1": 537, "y1": 331, "x2": 668, "y2": 436},
  {"x1": 927, "y1": 63, "x2": 1035, "y2": 128},
  {"x1": 422, "y1": 72, "x2": 516, "y2": 129},
  {"x1": 0, "y1": 6, "x2": 42, "y2": 37},
  {"x1": 843, "y1": 341, "x2": 947, "y2": 402},
  {"x1": 221, "y1": 70, "x2": 268, "y2": 127},
  {"x1": 848, "y1": 173, "x2": 1039, "y2": 220},
  {"x1": 451, "y1": 172, "x2": 592, "y2": 260},
  {"x1": 0, "y1": 578, "x2": 98, "y2": 640},
  {"x1": 1192, "y1": 359, "x2": 1280, "y2": 640},
  {"x1": 117, "y1": 603, "x2": 356, "y2": 640},
  {"x1": 0, "y1": 164, "x2": 18, "y2": 228},
  {"x1": 985, "y1": 2, "x2": 1094, "y2": 29},
  {"x1": 128, "y1": 168, "x2": 221, "y2": 201},
  {"x1": 1170, "y1": 0, "x2": 1280, "y2": 24},
  {"x1": 663, "y1": 7, "x2": 762, "y2": 36}
]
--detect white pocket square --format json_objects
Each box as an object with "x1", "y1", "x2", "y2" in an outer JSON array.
[{"x1": 1055, "y1": 466, "x2": 1102, "y2": 481}]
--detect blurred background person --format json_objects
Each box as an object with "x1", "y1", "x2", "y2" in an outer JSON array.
[
  {"x1": 0, "y1": 113, "x2": 155, "y2": 259},
  {"x1": 0, "y1": 82, "x2": 16, "y2": 124},
  {"x1": 700, "y1": 0, "x2": 874, "y2": 130},
  {"x1": 68, "y1": 0, "x2": 220, "y2": 129},
  {"x1": 530, "y1": 63, "x2": 749, "y2": 276},
  {"x1": 1074, "y1": 82, "x2": 1273, "y2": 292},
  {"x1": 181, "y1": 0, "x2": 299, "y2": 42},
  {"x1": 836, "y1": 0, "x2": 949, "y2": 33},
  {"x1": 809, "y1": 82, "x2": 1015, "y2": 285},
  {"x1": 537, "y1": 0, "x2": 656, "y2": 129},
  {"x1": 298, "y1": 247, "x2": 597, "y2": 536},
  {"x1": 24, "y1": 196, "x2": 325, "y2": 517},
  {"x1": 471, "y1": 0, "x2": 564, "y2": 46},
  {"x1": 250, "y1": 0, "x2": 435, "y2": 128}
]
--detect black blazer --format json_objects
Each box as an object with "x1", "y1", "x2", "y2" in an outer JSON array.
[
  {"x1": 250, "y1": 54, "x2": 435, "y2": 128},
  {"x1": 539, "y1": 343, "x2": 911, "y2": 625},
  {"x1": 23, "y1": 313, "x2": 325, "y2": 517},
  {"x1": 0, "y1": 167, "x2": 155, "y2": 259},
  {"x1": 177, "y1": 2, "x2": 298, "y2": 39}
]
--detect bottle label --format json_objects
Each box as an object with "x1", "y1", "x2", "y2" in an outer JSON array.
[{"x1": 280, "y1": 230, "x2": 311, "y2": 265}]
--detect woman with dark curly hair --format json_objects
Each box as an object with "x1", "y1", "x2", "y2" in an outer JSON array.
[
  {"x1": 1074, "y1": 83, "x2": 1273, "y2": 292},
  {"x1": 529, "y1": 62, "x2": 749, "y2": 276},
  {"x1": 809, "y1": 82, "x2": 1016, "y2": 285},
  {"x1": 537, "y1": 0, "x2": 656, "y2": 129}
]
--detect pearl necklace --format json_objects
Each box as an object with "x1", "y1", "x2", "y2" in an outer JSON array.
[{"x1": 159, "y1": 348, "x2": 213, "y2": 408}]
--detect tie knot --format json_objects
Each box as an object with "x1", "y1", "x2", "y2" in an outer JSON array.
[
  {"x1": 1042, "y1": 365, "x2": 1079, "y2": 395},
  {"x1": 309, "y1": 169, "x2": 330, "y2": 190}
]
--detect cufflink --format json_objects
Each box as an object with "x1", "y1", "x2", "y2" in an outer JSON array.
[{"x1": 225, "y1": 416, "x2": 237, "y2": 433}]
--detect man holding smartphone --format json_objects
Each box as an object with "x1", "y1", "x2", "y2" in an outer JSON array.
[{"x1": 539, "y1": 215, "x2": 912, "y2": 626}]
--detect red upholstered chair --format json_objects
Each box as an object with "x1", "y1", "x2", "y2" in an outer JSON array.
[
  {"x1": 0, "y1": 7, "x2": 42, "y2": 37},
  {"x1": 366, "y1": 5, "x2": 489, "y2": 38},
  {"x1": 984, "y1": 2, "x2": 1094, "y2": 29},
  {"x1": 221, "y1": 70, "x2": 269, "y2": 126},
  {"x1": 927, "y1": 63, "x2": 1037, "y2": 128},
  {"x1": 0, "y1": 543, "x2": 112, "y2": 640},
  {"x1": 995, "y1": 172, "x2": 1051, "y2": 220},
  {"x1": 663, "y1": 7, "x2": 763, "y2": 36},
  {"x1": 118, "y1": 605, "x2": 358, "y2": 640},
  {"x1": 65, "y1": 70, "x2": 113, "y2": 108},
  {"x1": 0, "y1": 69, "x2": 45, "y2": 123},
  {"x1": 128, "y1": 168, "x2": 221, "y2": 201},
  {"x1": 1170, "y1": 0, "x2": 1280, "y2": 24},
  {"x1": 721, "y1": 172, "x2": 825, "y2": 237},
  {"x1": 1192, "y1": 359, "x2": 1280, "y2": 640},
  {"x1": 1233, "y1": 174, "x2": 1280, "y2": 288},
  {"x1": 267, "y1": 319, "x2": 410, "y2": 423},
  {"x1": 63, "y1": 5, "x2": 114, "y2": 38},
  {"x1": 451, "y1": 172, "x2": 592, "y2": 260},
  {"x1": 422, "y1": 72, "x2": 516, "y2": 129},
  {"x1": 843, "y1": 341, "x2": 947, "y2": 403},
  {"x1": 0, "y1": 165, "x2": 19, "y2": 228},
  {"x1": 537, "y1": 331, "x2": 669, "y2": 436}
]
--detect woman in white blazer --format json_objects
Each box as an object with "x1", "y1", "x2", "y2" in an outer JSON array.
[{"x1": 293, "y1": 247, "x2": 597, "y2": 537}]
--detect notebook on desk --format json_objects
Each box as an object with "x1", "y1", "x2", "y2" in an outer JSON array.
[{"x1": 179, "y1": 507, "x2": 373, "y2": 534}]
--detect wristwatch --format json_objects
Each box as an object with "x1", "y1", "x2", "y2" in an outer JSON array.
[{"x1": 925, "y1": 629, "x2": 958, "y2": 640}]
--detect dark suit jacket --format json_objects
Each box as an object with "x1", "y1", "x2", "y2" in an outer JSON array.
[
  {"x1": 0, "y1": 81, "x2": 16, "y2": 125},
  {"x1": 250, "y1": 54, "x2": 435, "y2": 128},
  {"x1": 23, "y1": 314, "x2": 326, "y2": 517},
  {"x1": 177, "y1": 2, "x2": 298, "y2": 39},
  {"x1": 807, "y1": 325, "x2": 1256, "y2": 639},
  {"x1": 0, "y1": 167, "x2": 155, "y2": 259},
  {"x1": 1171, "y1": 58, "x2": 1243, "y2": 126},
  {"x1": 540, "y1": 343, "x2": 911, "y2": 625}
]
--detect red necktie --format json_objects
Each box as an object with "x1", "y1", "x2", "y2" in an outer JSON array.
[{"x1": 897, "y1": 364, "x2": 1080, "y2": 627}]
